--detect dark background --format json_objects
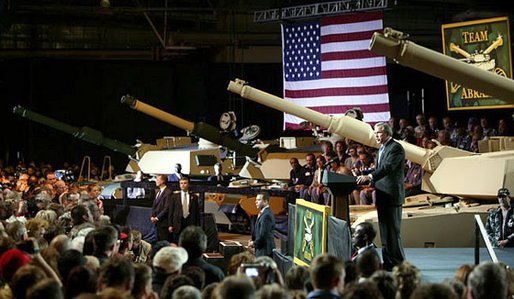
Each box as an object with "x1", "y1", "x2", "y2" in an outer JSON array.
[
  {"x1": 2, "y1": 57, "x2": 512, "y2": 171},
  {"x1": 1, "y1": 0, "x2": 513, "y2": 171}
]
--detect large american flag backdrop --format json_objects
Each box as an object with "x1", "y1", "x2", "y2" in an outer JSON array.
[{"x1": 281, "y1": 11, "x2": 390, "y2": 130}]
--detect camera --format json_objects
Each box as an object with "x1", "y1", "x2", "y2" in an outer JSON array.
[
  {"x1": 240, "y1": 263, "x2": 273, "y2": 283},
  {"x1": 242, "y1": 264, "x2": 262, "y2": 278}
]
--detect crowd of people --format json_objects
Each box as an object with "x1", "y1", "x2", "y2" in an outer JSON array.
[
  {"x1": 287, "y1": 114, "x2": 512, "y2": 206},
  {"x1": 0, "y1": 113, "x2": 512, "y2": 299}
]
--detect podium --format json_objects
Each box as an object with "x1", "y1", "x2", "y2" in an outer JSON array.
[{"x1": 322, "y1": 170, "x2": 356, "y2": 222}]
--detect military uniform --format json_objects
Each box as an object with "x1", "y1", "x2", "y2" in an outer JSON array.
[{"x1": 485, "y1": 207, "x2": 514, "y2": 247}]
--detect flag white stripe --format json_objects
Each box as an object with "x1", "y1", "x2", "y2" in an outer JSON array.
[
  {"x1": 321, "y1": 19, "x2": 383, "y2": 36},
  {"x1": 285, "y1": 112, "x2": 391, "y2": 124},
  {"x1": 322, "y1": 57, "x2": 386, "y2": 71},
  {"x1": 321, "y1": 39, "x2": 370, "y2": 53},
  {"x1": 284, "y1": 75, "x2": 387, "y2": 90},
  {"x1": 284, "y1": 93, "x2": 390, "y2": 107}
]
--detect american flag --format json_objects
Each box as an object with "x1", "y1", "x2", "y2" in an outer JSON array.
[{"x1": 281, "y1": 11, "x2": 390, "y2": 130}]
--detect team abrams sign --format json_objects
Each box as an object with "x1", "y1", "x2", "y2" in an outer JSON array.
[{"x1": 442, "y1": 17, "x2": 513, "y2": 110}]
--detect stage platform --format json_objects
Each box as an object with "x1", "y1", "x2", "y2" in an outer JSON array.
[{"x1": 402, "y1": 248, "x2": 514, "y2": 282}]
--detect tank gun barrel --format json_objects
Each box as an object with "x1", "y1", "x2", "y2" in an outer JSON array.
[
  {"x1": 369, "y1": 27, "x2": 514, "y2": 102},
  {"x1": 121, "y1": 95, "x2": 260, "y2": 158},
  {"x1": 13, "y1": 105, "x2": 135, "y2": 156},
  {"x1": 227, "y1": 79, "x2": 431, "y2": 168}
]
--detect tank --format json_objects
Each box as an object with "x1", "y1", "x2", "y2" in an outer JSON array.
[
  {"x1": 13, "y1": 105, "x2": 135, "y2": 156},
  {"x1": 227, "y1": 79, "x2": 514, "y2": 200},
  {"x1": 11, "y1": 105, "x2": 183, "y2": 174},
  {"x1": 121, "y1": 95, "x2": 320, "y2": 180},
  {"x1": 121, "y1": 95, "x2": 260, "y2": 158},
  {"x1": 369, "y1": 27, "x2": 514, "y2": 102}
]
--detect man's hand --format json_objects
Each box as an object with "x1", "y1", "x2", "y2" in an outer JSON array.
[
  {"x1": 247, "y1": 240, "x2": 254, "y2": 248},
  {"x1": 150, "y1": 217, "x2": 158, "y2": 224},
  {"x1": 356, "y1": 175, "x2": 371, "y2": 184},
  {"x1": 499, "y1": 239, "x2": 509, "y2": 248},
  {"x1": 168, "y1": 226, "x2": 174, "y2": 233}
]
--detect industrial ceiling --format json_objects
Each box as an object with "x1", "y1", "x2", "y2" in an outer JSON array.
[{"x1": 0, "y1": 0, "x2": 511, "y2": 61}]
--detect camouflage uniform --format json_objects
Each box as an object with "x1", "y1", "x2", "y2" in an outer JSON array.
[{"x1": 485, "y1": 207, "x2": 514, "y2": 247}]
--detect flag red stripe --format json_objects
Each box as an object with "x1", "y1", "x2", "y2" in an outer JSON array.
[
  {"x1": 321, "y1": 11, "x2": 383, "y2": 26},
  {"x1": 322, "y1": 66, "x2": 386, "y2": 78},
  {"x1": 321, "y1": 49, "x2": 380, "y2": 61},
  {"x1": 321, "y1": 30, "x2": 377, "y2": 43},
  {"x1": 285, "y1": 85, "x2": 389, "y2": 98},
  {"x1": 307, "y1": 103, "x2": 390, "y2": 114},
  {"x1": 285, "y1": 121, "x2": 379, "y2": 130}
]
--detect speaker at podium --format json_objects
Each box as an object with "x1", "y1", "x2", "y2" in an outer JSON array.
[{"x1": 321, "y1": 170, "x2": 356, "y2": 222}]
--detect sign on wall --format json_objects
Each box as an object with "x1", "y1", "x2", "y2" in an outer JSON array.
[
  {"x1": 294, "y1": 199, "x2": 331, "y2": 266},
  {"x1": 442, "y1": 17, "x2": 513, "y2": 110}
]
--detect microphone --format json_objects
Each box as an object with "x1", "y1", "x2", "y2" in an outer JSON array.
[{"x1": 323, "y1": 158, "x2": 338, "y2": 168}]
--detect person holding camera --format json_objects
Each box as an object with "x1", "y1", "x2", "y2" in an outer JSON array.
[{"x1": 248, "y1": 192, "x2": 275, "y2": 257}]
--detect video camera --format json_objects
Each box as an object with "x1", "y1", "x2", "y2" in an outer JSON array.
[{"x1": 55, "y1": 169, "x2": 75, "y2": 183}]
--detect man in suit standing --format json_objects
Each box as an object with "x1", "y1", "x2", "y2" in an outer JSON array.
[
  {"x1": 151, "y1": 174, "x2": 172, "y2": 241},
  {"x1": 357, "y1": 122, "x2": 406, "y2": 271},
  {"x1": 248, "y1": 191, "x2": 275, "y2": 257},
  {"x1": 168, "y1": 176, "x2": 200, "y2": 243}
]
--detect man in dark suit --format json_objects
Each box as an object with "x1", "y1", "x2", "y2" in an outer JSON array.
[
  {"x1": 207, "y1": 163, "x2": 227, "y2": 183},
  {"x1": 151, "y1": 174, "x2": 172, "y2": 241},
  {"x1": 351, "y1": 221, "x2": 380, "y2": 263},
  {"x1": 248, "y1": 191, "x2": 275, "y2": 257},
  {"x1": 167, "y1": 163, "x2": 183, "y2": 182},
  {"x1": 168, "y1": 176, "x2": 200, "y2": 243},
  {"x1": 357, "y1": 122, "x2": 406, "y2": 271}
]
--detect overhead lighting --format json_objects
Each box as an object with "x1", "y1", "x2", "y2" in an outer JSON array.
[{"x1": 100, "y1": 0, "x2": 111, "y2": 8}]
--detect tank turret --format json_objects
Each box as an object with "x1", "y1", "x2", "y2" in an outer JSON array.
[
  {"x1": 121, "y1": 95, "x2": 319, "y2": 180},
  {"x1": 13, "y1": 105, "x2": 135, "y2": 156},
  {"x1": 369, "y1": 27, "x2": 514, "y2": 102},
  {"x1": 121, "y1": 95, "x2": 260, "y2": 158},
  {"x1": 227, "y1": 79, "x2": 513, "y2": 199}
]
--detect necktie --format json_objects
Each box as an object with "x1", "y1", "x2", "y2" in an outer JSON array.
[
  {"x1": 155, "y1": 190, "x2": 161, "y2": 202},
  {"x1": 182, "y1": 191, "x2": 189, "y2": 218},
  {"x1": 378, "y1": 145, "x2": 385, "y2": 165}
]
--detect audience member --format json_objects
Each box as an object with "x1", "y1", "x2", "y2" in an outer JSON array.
[
  {"x1": 409, "y1": 283, "x2": 458, "y2": 299},
  {"x1": 132, "y1": 263, "x2": 158, "y2": 299},
  {"x1": 485, "y1": 187, "x2": 513, "y2": 247},
  {"x1": 467, "y1": 261, "x2": 507, "y2": 299},
  {"x1": 97, "y1": 255, "x2": 135, "y2": 293},
  {"x1": 179, "y1": 226, "x2": 225, "y2": 285},
  {"x1": 214, "y1": 275, "x2": 256, "y2": 299},
  {"x1": 172, "y1": 285, "x2": 201, "y2": 299},
  {"x1": 285, "y1": 265, "x2": 310, "y2": 291},
  {"x1": 152, "y1": 246, "x2": 188, "y2": 294},
  {"x1": 393, "y1": 261, "x2": 420, "y2": 299},
  {"x1": 370, "y1": 270, "x2": 397, "y2": 299},
  {"x1": 307, "y1": 253, "x2": 345, "y2": 299},
  {"x1": 160, "y1": 274, "x2": 195, "y2": 299}
]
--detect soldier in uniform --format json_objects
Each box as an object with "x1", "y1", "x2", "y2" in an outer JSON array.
[{"x1": 485, "y1": 188, "x2": 514, "y2": 247}]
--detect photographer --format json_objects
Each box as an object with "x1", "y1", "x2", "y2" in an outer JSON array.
[{"x1": 238, "y1": 256, "x2": 284, "y2": 291}]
